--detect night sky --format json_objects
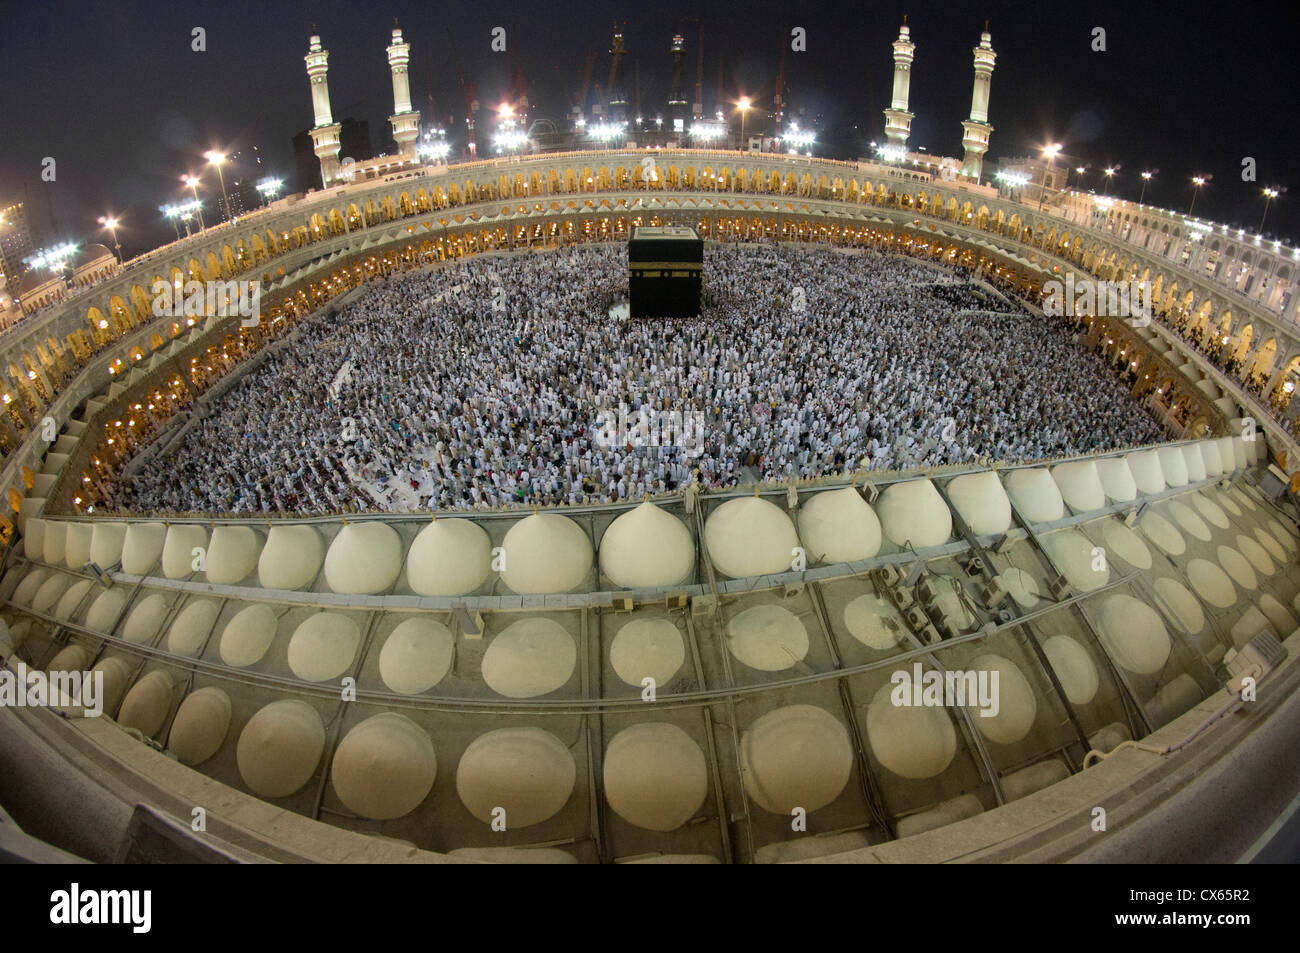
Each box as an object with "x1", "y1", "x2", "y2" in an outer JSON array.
[{"x1": 2, "y1": 0, "x2": 1297, "y2": 257}]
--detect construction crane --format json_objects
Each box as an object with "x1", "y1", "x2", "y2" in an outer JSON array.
[{"x1": 444, "y1": 26, "x2": 480, "y2": 158}]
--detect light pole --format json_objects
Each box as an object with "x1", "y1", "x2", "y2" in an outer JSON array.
[
  {"x1": 1139, "y1": 170, "x2": 1155, "y2": 205},
  {"x1": 182, "y1": 175, "x2": 205, "y2": 229},
  {"x1": 97, "y1": 216, "x2": 122, "y2": 262},
  {"x1": 1103, "y1": 166, "x2": 1117, "y2": 196},
  {"x1": 1038, "y1": 142, "x2": 1061, "y2": 212},
  {"x1": 737, "y1": 97, "x2": 751, "y2": 151},
  {"x1": 205, "y1": 151, "x2": 230, "y2": 223},
  {"x1": 1260, "y1": 186, "x2": 1284, "y2": 233},
  {"x1": 1189, "y1": 175, "x2": 1207, "y2": 216}
]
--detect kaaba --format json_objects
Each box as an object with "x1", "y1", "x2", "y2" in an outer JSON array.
[{"x1": 628, "y1": 226, "x2": 703, "y2": 317}]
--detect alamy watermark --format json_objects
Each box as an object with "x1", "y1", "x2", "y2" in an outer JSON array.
[
  {"x1": 890, "y1": 662, "x2": 1000, "y2": 718},
  {"x1": 593, "y1": 402, "x2": 706, "y2": 457},
  {"x1": 152, "y1": 278, "x2": 261, "y2": 327},
  {"x1": 1041, "y1": 275, "x2": 1152, "y2": 326},
  {"x1": 0, "y1": 662, "x2": 103, "y2": 716}
]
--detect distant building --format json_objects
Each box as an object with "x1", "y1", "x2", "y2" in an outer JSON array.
[
  {"x1": 0, "y1": 202, "x2": 35, "y2": 289},
  {"x1": 293, "y1": 118, "x2": 372, "y2": 193}
]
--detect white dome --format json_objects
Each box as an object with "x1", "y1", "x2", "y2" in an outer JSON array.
[
  {"x1": 1191, "y1": 494, "x2": 1230, "y2": 530},
  {"x1": 1096, "y1": 595, "x2": 1172, "y2": 674},
  {"x1": 603, "y1": 724, "x2": 707, "y2": 832},
  {"x1": 23, "y1": 519, "x2": 44, "y2": 561},
  {"x1": 1217, "y1": 545, "x2": 1257, "y2": 590},
  {"x1": 1231, "y1": 436, "x2": 1249, "y2": 471},
  {"x1": 87, "y1": 656, "x2": 133, "y2": 714},
  {"x1": 797, "y1": 487, "x2": 884, "y2": 563},
  {"x1": 740, "y1": 704, "x2": 853, "y2": 813},
  {"x1": 608, "y1": 618, "x2": 685, "y2": 687},
  {"x1": 1137, "y1": 509, "x2": 1185, "y2": 556},
  {"x1": 1187, "y1": 559, "x2": 1237, "y2": 608},
  {"x1": 117, "y1": 670, "x2": 174, "y2": 737},
  {"x1": 1156, "y1": 447, "x2": 1188, "y2": 486},
  {"x1": 482, "y1": 617, "x2": 576, "y2": 697},
  {"x1": 1041, "y1": 529, "x2": 1109, "y2": 591},
  {"x1": 46, "y1": 644, "x2": 91, "y2": 675},
  {"x1": 1003, "y1": 468, "x2": 1065, "y2": 523},
  {"x1": 12, "y1": 567, "x2": 48, "y2": 606},
  {"x1": 1213, "y1": 488, "x2": 1242, "y2": 517},
  {"x1": 456, "y1": 727, "x2": 575, "y2": 828},
  {"x1": 1230, "y1": 607, "x2": 1270, "y2": 648},
  {"x1": 32, "y1": 573, "x2": 67, "y2": 613},
  {"x1": 258, "y1": 525, "x2": 325, "y2": 590},
  {"x1": 42, "y1": 521, "x2": 66, "y2": 565},
  {"x1": 967, "y1": 654, "x2": 1038, "y2": 744},
  {"x1": 324, "y1": 522, "x2": 403, "y2": 594},
  {"x1": 378, "y1": 617, "x2": 455, "y2": 694},
  {"x1": 85, "y1": 588, "x2": 127, "y2": 633},
  {"x1": 237, "y1": 700, "x2": 326, "y2": 798},
  {"x1": 1095, "y1": 457, "x2": 1138, "y2": 503},
  {"x1": 89, "y1": 523, "x2": 127, "y2": 568},
  {"x1": 843, "y1": 593, "x2": 906, "y2": 649},
  {"x1": 1153, "y1": 578, "x2": 1203, "y2": 635},
  {"x1": 1165, "y1": 500, "x2": 1211, "y2": 541},
  {"x1": 1214, "y1": 436, "x2": 1237, "y2": 473},
  {"x1": 1041, "y1": 636, "x2": 1099, "y2": 705},
  {"x1": 996, "y1": 568, "x2": 1041, "y2": 608},
  {"x1": 166, "y1": 599, "x2": 220, "y2": 657},
  {"x1": 866, "y1": 680, "x2": 957, "y2": 779},
  {"x1": 121, "y1": 593, "x2": 170, "y2": 644},
  {"x1": 499, "y1": 512, "x2": 593, "y2": 593},
  {"x1": 600, "y1": 501, "x2": 694, "y2": 588},
  {"x1": 1101, "y1": 519, "x2": 1152, "y2": 569},
  {"x1": 219, "y1": 603, "x2": 279, "y2": 667},
  {"x1": 54, "y1": 579, "x2": 92, "y2": 621},
  {"x1": 725, "y1": 603, "x2": 809, "y2": 671},
  {"x1": 407, "y1": 518, "x2": 493, "y2": 596},
  {"x1": 161, "y1": 524, "x2": 208, "y2": 579},
  {"x1": 704, "y1": 497, "x2": 799, "y2": 578},
  {"x1": 1125, "y1": 450, "x2": 1166, "y2": 495},
  {"x1": 1199, "y1": 439, "x2": 1225, "y2": 478},
  {"x1": 287, "y1": 613, "x2": 361, "y2": 682},
  {"x1": 121, "y1": 522, "x2": 166, "y2": 575},
  {"x1": 945, "y1": 471, "x2": 1012, "y2": 536},
  {"x1": 1257, "y1": 593, "x2": 1298, "y2": 638},
  {"x1": 205, "y1": 526, "x2": 261, "y2": 585},
  {"x1": 167, "y1": 687, "x2": 231, "y2": 766},
  {"x1": 64, "y1": 523, "x2": 93, "y2": 569},
  {"x1": 1051, "y1": 460, "x2": 1106, "y2": 513},
  {"x1": 1236, "y1": 534, "x2": 1276, "y2": 576},
  {"x1": 877, "y1": 478, "x2": 952, "y2": 548},
  {"x1": 1181, "y1": 444, "x2": 1207, "y2": 483},
  {"x1": 1255, "y1": 526, "x2": 1287, "y2": 562},
  {"x1": 331, "y1": 713, "x2": 437, "y2": 820}
]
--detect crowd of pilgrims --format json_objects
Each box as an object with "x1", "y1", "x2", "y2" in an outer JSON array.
[{"x1": 106, "y1": 242, "x2": 1167, "y2": 514}]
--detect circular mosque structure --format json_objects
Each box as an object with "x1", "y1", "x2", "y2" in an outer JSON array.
[{"x1": 2, "y1": 20, "x2": 1299, "y2": 867}]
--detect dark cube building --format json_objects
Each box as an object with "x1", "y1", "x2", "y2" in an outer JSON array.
[{"x1": 628, "y1": 226, "x2": 703, "y2": 318}]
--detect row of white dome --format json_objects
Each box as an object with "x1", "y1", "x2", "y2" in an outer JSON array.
[{"x1": 18, "y1": 437, "x2": 1264, "y2": 597}]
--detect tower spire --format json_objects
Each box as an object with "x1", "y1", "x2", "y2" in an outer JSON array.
[
  {"x1": 387, "y1": 25, "x2": 421, "y2": 159},
  {"x1": 882, "y1": 21, "x2": 916, "y2": 156},
  {"x1": 305, "y1": 33, "x2": 343, "y2": 186},
  {"x1": 960, "y1": 27, "x2": 997, "y2": 179}
]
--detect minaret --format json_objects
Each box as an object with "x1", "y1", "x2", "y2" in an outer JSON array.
[
  {"x1": 960, "y1": 26, "x2": 997, "y2": 179},
  {"x1": 387, "y1": 25, "x2": 421, "y2": 160},
  {"x1": 882, "y1": 20, "x2": 916, "y2": 154},
  {"x1": 305, "y1": 34, "x2": 343, "y2": 187}
]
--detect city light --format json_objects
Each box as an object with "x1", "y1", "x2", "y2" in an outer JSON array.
[
  {"x1": 689, "y1": 120, "x2": 727, "y2": 142},
  {"x1": 24, "y1": 242, "x2": 78, "y2": 271},
  {"x1": 256, "y1": 178, "x2": 284, "y2": 203},
  {"x1": 783, "y1": 124, "x2": 816, "y2": 149},
  {"x1": 589, "y1": 121, "x2": 628, "y2": 142}
]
